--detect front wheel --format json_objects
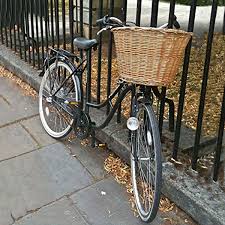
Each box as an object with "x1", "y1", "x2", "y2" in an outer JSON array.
[{"x1": 131, "y1": 100, "x2": 162, "y2": 222}]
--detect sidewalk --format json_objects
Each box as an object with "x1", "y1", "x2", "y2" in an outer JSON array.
[
  {"x1": 127, "y1": 0, "x2": 224, "y2": 35},
  {"x1": 0, "y1": 70, "x2": 197, "y2": 224}
]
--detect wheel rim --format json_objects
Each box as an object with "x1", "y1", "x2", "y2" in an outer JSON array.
[
  {"x1": 39, "y1": 61, "x2": 78, "y2": 138},
  {"x1": 131, "y1": 104, "x2": 159, "y2": 221}
]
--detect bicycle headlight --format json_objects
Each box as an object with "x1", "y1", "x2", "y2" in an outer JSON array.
[{"x1": 127, "y1": 117, "x2": 139, "y2": 131}]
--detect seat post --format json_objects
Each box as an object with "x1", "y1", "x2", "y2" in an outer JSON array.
[{"x1": 85, "y1": 48, "x2": 92, "y2": 114}]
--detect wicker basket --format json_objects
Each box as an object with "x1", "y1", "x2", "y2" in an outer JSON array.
[{"x1": 112, "y1": 27, "x2": 192, "y2": 86}]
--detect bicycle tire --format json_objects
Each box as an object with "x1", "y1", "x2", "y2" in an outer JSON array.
[
  {"x1": 131, "y1": 99, "x2": 162, "y2": 222},
  {"x1": 39, "y1": 59, "x2": 79, "y2": 139}
]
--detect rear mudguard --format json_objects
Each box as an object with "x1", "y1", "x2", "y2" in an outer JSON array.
[{"x1": 39, "y1": 56, "x2": 82, "y2": 103}]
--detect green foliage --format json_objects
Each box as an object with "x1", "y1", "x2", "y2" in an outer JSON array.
[{"x1": 163, "y1": 0, "x2": 224, "y2": 6}]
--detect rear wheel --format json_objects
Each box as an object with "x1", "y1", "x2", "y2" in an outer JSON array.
[
  {"x1": 131, "y1": 101, "x2": 162, "y2": 222},
  {"x1": 39, "y1": 60, "x2": 79, "y2": 139}
]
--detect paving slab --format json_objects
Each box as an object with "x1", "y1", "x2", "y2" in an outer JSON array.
[
  {"x1": 15, "y1": 198, "x2": 89, "y2": 225},
  {"x1": 0, "y1": 123, "x2": 38, "y2": 161},
  {"x1": 0, "y1": 94, "x2": 37, "y2": 129},
  {"x1": 21, "y1": 116, "x2": 57, "y2": 148},
  {"x1": 89, "y1": 108, "x2": 131, "y2": 165},
  {"x1": 70, "y1": 178, "x2": 163, "y2": 225},
  {"x1": 0, "y1": 97, "x2": 21, "y2": 127},
  {"x1": 0, "y1": 77, "x2": 38, "y2": 126},
  {"x1": 0, "y1": 143, "x2": 93, "y2": 223},
  {"x1": 64, "y1": 138, "x2": 109, "y2": 181}
]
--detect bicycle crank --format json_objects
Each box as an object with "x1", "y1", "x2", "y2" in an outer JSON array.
[{"x1": 74, "y1": 111, "x2": 91, "y2": 139}]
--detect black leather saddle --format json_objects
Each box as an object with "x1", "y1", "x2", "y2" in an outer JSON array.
[{"x1": 74, "y1": 37, "x2": 98, "y2": 50}]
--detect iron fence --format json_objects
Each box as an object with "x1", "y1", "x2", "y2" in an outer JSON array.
[{"x1": 0, "y1": 0, "x2": 224, "y2": 181}]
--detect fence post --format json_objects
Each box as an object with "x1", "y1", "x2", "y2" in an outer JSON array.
[
  {"x1": 213, "y1": 86, "x2": 225, "y2": 181},
  {"x1": 172, "y1": 0, "x2": 197, "y2": 160},
  {"x1": 192, "y1": 0, "x2": 218, "y2": 170},
  {"x1": 223, "y1": 7, "x2": 225, "y2": 34}
]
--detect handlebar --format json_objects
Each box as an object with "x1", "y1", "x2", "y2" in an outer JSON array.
[
  {"x1": 96, "y1": 15, "x2": 181, "y2": 35},
  {"x1": 108, "y1": 17, "x2": 123, "y2": 26},
  {"x1": 96, "y1": 15, "x2": 123, "y2": 27},
  {"x1": 96, "y1": 17, "x2": 105, "y2": 26},
  {"x1": 96, "y1": 15, "x2": 124, "y2": 35}
]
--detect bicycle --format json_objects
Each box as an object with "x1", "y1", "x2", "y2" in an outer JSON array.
[{"x1": 39, "y1": 15, "x2": 191, "y2": 223}]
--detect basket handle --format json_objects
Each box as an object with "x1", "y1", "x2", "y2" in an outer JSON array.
[{"x1": 173, "y1": 15, "x2": 180, "y2": 29}]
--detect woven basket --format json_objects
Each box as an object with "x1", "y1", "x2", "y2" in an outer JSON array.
[{"x1": 112, "y1": 27, "x2": 192, "y2": 86}]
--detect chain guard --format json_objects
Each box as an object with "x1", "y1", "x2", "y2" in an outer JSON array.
[{"x1": 74, "y1": 111, "x2": 91, "y2": 139}]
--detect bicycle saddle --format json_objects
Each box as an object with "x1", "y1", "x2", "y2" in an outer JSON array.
[{"x1": 74, "y1": 37, "x2": 98, "y2": 50}]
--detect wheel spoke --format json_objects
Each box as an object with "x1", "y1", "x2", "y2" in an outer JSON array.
[{"x1": 54, "y1": 104, "x2": 71, "y2": 126}]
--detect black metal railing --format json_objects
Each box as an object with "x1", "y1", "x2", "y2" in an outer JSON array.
[
  {"x1": 0, "y1": 0, "x2": 224, "y2": 182},
  {"x1": 213, "y1": 86, "x2": 225, "y2": 181}
]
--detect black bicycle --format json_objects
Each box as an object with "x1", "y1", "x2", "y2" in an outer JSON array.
[{"x1": 39, "y1": 15, "x2": 181, "y2": 222}]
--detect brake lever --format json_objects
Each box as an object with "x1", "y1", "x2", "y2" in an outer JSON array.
[
  {"x1": 97, "y1": 27, "x2": 107, "y2": 36},
  {"x1": 97, "y1": 26, "x2": 112, "y2": 36}
]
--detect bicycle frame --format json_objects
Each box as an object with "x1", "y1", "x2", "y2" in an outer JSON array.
[
  {"x1": 43, "y1": 48, "x2": 174, "y2": 135},
  {"x1": 86, "y1": 81, "x2": 136, "y2": 130}
]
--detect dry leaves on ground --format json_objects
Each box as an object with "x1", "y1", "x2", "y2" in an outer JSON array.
[{"x1": 104, "y1": 154, "x2": 175, "y2": 215}]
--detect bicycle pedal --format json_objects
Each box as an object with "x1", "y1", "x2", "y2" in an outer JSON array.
[{"x1": 97, "y1": 143, "x2": 107, "y2": 148}]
